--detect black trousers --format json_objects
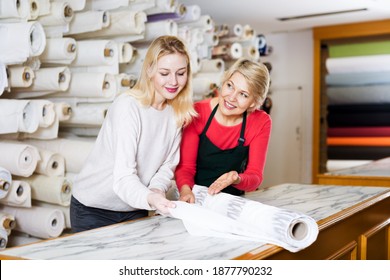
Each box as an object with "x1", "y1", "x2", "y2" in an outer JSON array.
[{"x1": 70, "y1": 196, "x2": 148, "y2": 233}]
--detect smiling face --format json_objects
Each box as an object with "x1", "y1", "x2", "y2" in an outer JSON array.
[
  {"x1": 218, "y1": 71, "x2": 256, "y2": 117},
  {"x1": 150, "y1": 53, "x2": 188, "y2": 108}
]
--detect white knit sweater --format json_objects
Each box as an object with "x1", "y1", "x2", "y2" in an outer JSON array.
[{"x1": 72, "y1": 93, "x2": 182, "y2": 211}]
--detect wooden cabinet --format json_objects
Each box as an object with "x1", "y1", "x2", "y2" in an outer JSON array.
[{"x1": 312, "y1": 19, "x2": 390, "y2": 186}]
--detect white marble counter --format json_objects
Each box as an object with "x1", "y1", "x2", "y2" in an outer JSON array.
[
  {"x1": 325, "y1": 157, "x2": 390, "y2": 177},
  {"x1": 1, "y1": 183, "x2": 389, "y2": 260}
]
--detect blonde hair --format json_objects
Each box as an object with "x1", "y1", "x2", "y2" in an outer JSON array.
[
  {"x1": 130, "y1": 35, "x2": 197, "y2": 127},
  {"x1": 221, "y1": 58, "x2": 270, "y2": 109}
]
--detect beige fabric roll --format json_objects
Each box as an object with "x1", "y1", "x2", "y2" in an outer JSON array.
[
  {"x1": 37, "y1": 1, "x2": 74, "y2": 26},
  {"x1": 30, "y1": 100, "x2": 56, "y2": 128},
  {"x1": 72, "y1": 40, "x2": 118, "y2": 66},
  {"x1": 7, "y1": 66, "x2": 35, "y2": 88},
  {"x1": 119, "y1": 45, "x2": 148, "y2": 75},
  {"x1": 176, "y1": 4, "x2": 201, "y2": 23},
  {"x1": 199, "y1": 59, "x2": 225, "y2": 73},
  {"x1": 0, "y1": 99, "x2": 40, "y2": 134},
  {"x1": 0, "y1": 141, "x2": 40, "y2": 177},
  {"x1": 0, "y1": 204, "x2": 64, "y2": 239},
  {"x1": 59, "y1": 127, "x2": 101, "y2": 137},
  {"x1": 22, "y1": 56, "x2": 41, "y2": 71},
  {"x1": 67, "y1": 10, "x2": 110, "y2": 35},
  {"x1": 35, "y1": 149, "x2": 65, "y2": 177},
  {"x1": 0, "y1": 180, "x2": 32, "y2": 208},
  {"x1": 10, "y1": 67, "x2": 71, "y2": 99},
  {"x1": 212, "y1": 42, "x2": 243, "y2": 60},
  {"x1": 115, "y1": 73, "x2": 137, "y2": 94},
  {"x1": 20, "y1": 137, "x2": 94, "y2": 173},
  {"x1": 179, "y1": 14, "x2": 214, "y2": 31},
  {"x1": 35, "y1": 0, "x2": 50, "y2": 16},
  {"x1": 118, "y1": 42, "x2": 134, "y2": 64},
  {"x1": 14, "y1": 174, "x2": 71, "y2": 206},
  {"x1": 0, "y1": 167, "x2": 12, "y2": 200},
  {"x1": 39, "y1": 38, "x2": 77, "y2": 65},
  {"x1": 144, "y1": 0, "x2": 178, "y2": 14},
  {"x1": 33, "y1": 201, "x2": 70, "y2": 229},
  {"x1": 52, "y1": 0, "x2": 86, "y2": 11},
  {"x1": 54, "y1": 102, "x2": 72, "y2": 121},
  {"x1": 61, "y1": 102, "x2": 110, "y2": 127},
  {"x1": 0, "y1": 211, "x2": 16, "y2": 235},
  {"x1": 0, "y1": 0, "x2": 29, "y2": 20},
  {"x1": 84, "y1": 0, "x2": 128, "y2": 11},
  {"x1": 192, "y1": 76, "x2": 219, "y2": 100},
  {"x1": 140, "y1": 20, "x2": 178, "y2": 43},
  {"x1": 28, "y1": 0, "x2": 40, "y2": 20},
  {"x1": 0, "y1": 228, "x2": 8, "y2": 249}
]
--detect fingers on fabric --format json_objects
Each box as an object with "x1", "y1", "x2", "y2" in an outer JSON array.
[
  {"x1": 179, "y1": 193, "x2": 195, "y2": 203},
  {"x1": 147, "y1": 192, "x2": 176, "y2": 215}
]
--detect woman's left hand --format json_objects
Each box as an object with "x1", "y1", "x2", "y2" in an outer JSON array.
[{"x1": 208, "y1": 171, "x2": 240, "y2": 195}]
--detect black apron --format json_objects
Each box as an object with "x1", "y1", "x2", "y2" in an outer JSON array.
[{"x1": 194, "y1": 104, "x2": 249, "y2": 196}]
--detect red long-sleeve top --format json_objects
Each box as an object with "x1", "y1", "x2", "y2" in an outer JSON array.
[{"x1": 175, "y1": 98, "x2": 272, "y2": 192}]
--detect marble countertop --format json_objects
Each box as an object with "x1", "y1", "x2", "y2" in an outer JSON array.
[
  {"x1": 1, "y1": 183, "x2": 389, "y2": 260},
  {"x1": 326, "y1": 157, "x2": 390, "y2": 177}
]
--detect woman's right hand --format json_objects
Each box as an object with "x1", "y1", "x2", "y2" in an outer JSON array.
[{"x1": 179, "y1": 185, "x2": 195, "y2": 203}]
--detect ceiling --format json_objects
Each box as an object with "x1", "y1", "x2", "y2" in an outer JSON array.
[{"x1": 180, "y1": 0, "x2": 390, "y2": 34}]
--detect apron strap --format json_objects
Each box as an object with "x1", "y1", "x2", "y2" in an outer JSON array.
[{"x1": 201, "y1": 103, "x2": 219, "y2": 135}]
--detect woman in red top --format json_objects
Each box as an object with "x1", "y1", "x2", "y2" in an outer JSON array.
[{"x1": 175, "y1": 58, "x2": 271, "y2": 203}]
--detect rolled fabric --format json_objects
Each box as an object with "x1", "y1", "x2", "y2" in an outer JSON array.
[
  {"x1": 14, "y1": 174, "x2": 71, "y2": 206},
  {"x1": 28, "y1": 0, "x2": 40, "y2": 20},
  {"x1": 0, "y1": 62, "x2": 8, "y2": 95},
  {"x1": 30, "y1": 100, "x2": 56, "y2": 128},
  {"x1": 7, "y1": 66, "x2": 35, "y2": 88},
  {"x1": 212, "y1": 42, "x2": 243, "y2": 60},
  {"x1": 0, "y1": 212, "x2": 16, "y2": 235},
  {"x1": 0, "y1": 205, "x2": 64, "y2": 239},
  {"x1": 54, "y1": 102, "x2": 72, "y2": 121},
  {"x1": 35, "y1": 149, "x2": 65, "y2": 177},
  {"x1": 22, "y1": 56, "x2": 41, "y2": 71},
  {"x1": 192, "y1": 76, "x2": 218, "y2": 100},
  {"x1": 39, "y1": 38, "x2": 77, "y2": 65},
  {"x1": 67, "y1": 10, "x2": 110, "y2": 35},
  {"x1": 175, "y1": 4, "x2": 201, "y2": 23},
  {"x1": 115, "y1": 73, "x2": 137, "y2": 94},
  {"x1": 0, "y1": 141, "x2": 40, "y2": 177},
  {"x1": 10, "y1": 67, "x2": 71, "y2": 99},
  {"x1": 326, "y1": 54, "x2": 390, "y2": 73},
  {"x1": 51, "y1": 0, "x2": 86, "y2": 11},
  {"x1": 214, "y1": 24, "x2": 230, "y2": 38},
  {"x1": 118, "y1": 42, "x2": 134, "y2": 64},
  {"x1": 0, "y1": 180, "x2": 32, "y2": 208},
  {"x1": 169, "y1": 185, "x2": 319, "y2": 253},
  {"x1": 71, "y1": 40, "x2": 117, "y2": 66},
  {"x1": 33, "y1": 201, "x2": 70, "y2": 229},
  {"x1": 199, "y1": 59, "x2": 225, "y2": 73},
  {"x1": 59, "y1": 126, "x2": 101, "y2": 137},
  {"x1": 138, "y1": 20, "x2": 178, "y2": 43},
  {"x1": 0, "y1": 167, "x2": 12, "y2": 200},
  {"x1": 0, "y1": 21, "x2": 46, "y2": 65},
  {"x1": 84, "y1": 0, "x2": 128, "y2": 11},
  {"x1": 61, "y1": 101, "x2": 110, "y2": 127},
  {"x1": 35, "y1": 0, "x2": 50, "y2": 16},
  {"x1": 37, "y1": 1, "x2": 73, "y2": 26},
  {"x1": 19, "y1": 138, "x2": 94, "y2": 173},
  {"x1": 0, "y1": 99, "x2": 40, "y2": 134},
  {"x1": 119, "y1": 46, "x2": 148, "y2": 75},
  {"x1": 0, "y1": 0, "x2": 29, "y2": 20},
  {"x1": 24, "y1": 113, "x2": 59, "y2": 140},
  {"x1": 178, "y1": 14, "x2": 214, "y2": 31},
  {"x1": 327, "y1": 84, "x2": 390, "y2": 105},
  {"x1": 0, "y1": 228, "x2": 8, "y2": 250},
  {"x1": 232, "y1": 23, "x2": 243, "y2": 37},
  {"x1": 5, "y1": 232, "x2": 42, "y2": 248},
  {"x1": 241, "y1": 24, "x2": 255, "y2": 40},
  {"x1": 325, "y1": 71, "x2": 390, "y2": 86},
  {"x1": 144, "y1": 0, "x2": 178, "y2": 14}
]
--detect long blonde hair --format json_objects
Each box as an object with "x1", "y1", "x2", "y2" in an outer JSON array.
[{"x1": 130, "y1": 35, "x2": 197, "y2": 127}]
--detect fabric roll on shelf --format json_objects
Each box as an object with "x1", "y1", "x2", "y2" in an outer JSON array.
[
  {"x1": 327, "y1": 137, "x2": 390, "y2": 147},
  {"x1": 327, "y1": 146, "x2": 390, "y2": 160},
  {"x1": 214, "y1": 23, "x2": 229, "y2": 38},
  {"x1": 325, "y1": 159, "x2": 373, "y2": 173},
  {"x1": 37, "y1": 1, "x2": 73, "y2": 26},
  {"x1": 71, "y1": 40, "x2": 118, "y2": 67},
  {"x1": 0, "y1": 63, "x2": 8, "y2": 95},
  {"x1": 23, "y1": 112, "x2": 60, "y2": 140},
  {"x1": 138, "y1": 20, "x2": 178, "y2": 43},
  {"x1": 175, "y1": 4, "x2": 201, "y2": 23},
  {"x1": 0, "y1": 212, "x2": 16, "y2": 236},
  {"x1": 117, "y1": 42, "x2": 135, "y2": 64},
  {"x1": 144, "y1": 0, "x2": 179, "y2": 14},
  {"x1": 0, "y1": 141, "x2": 40, "y2": 177},
  {"x1": 7, "y1": 66, "x2": 35, "y2": 88},
  {"x1": 326, "y1": 54, "x2": 390, "y2": 73},
  {"x1": 39, "y1": 38, "x2": 77, "y2": 65},
  {"x1": 0, "y1": 204, "x2": 65, "y2": 239},
  {"x1": 60, "y1": 101, "x2": 111, "y2": 127},
  {"x1": 198, "y1": 58, "x2": 225, "y2": 73},
  {"x1": 0, "y1": 0, "x2": 30, "y2": 21},
  {"x1": 325, "y1": 71, "x2": 390, "y2": 86},
  {"x1": 54, "y1": 102, "x2": 72, "y2": 121},
  {"x1": 14, "y1": 174, "x2": 72, "y2": 207},
  {"x1": 169, "y1": 185, "x2": 319, "y2": 253},
  {"x1": 0, "y1": 228, "x2": 7, "y2": 250},
  {"x1": 52, "y1": 0, "x2": 86, "y2": 12},
  {"x1": 9, "y1": 67, "x2": 71, "y2": 99},
  {"x1": 119, "y1": 45, "x2": 148, "y2": 75},
  {"x1": 33, "y1": 201, "x2": 70, "y2": 229},
  {"x1": 0, "y1": 21, "x2": 46, "y2": 65},
  {"x1": 0, "y1": 180, "x2": 32, "y2": 208},
  {"x1": 327, "y1": 112, "x2": 390, "y2": 127},
  {"x1": 328, "y1": 40, "x2": 390, "y2": 58},
  {"x1": 115, "y1": 73, "x2": 137, "y2": 94},
  {"x1": 212, "y1": 42, "x2": 243, "y2": 61},
  {"x1": 66, "y1": 10, "x2": 110, "y2": 35},
  {"x1": 59, "y1": 126, "x2": 101, "y2": 137},
  {"x1": 35, "y1": 149, "x2": 65, "y2": 177},
  {"x1": 30, "y1": 99, "x2": 56, "y2": 128},
  {"x1": 28, "y1": 0, "x2": 40, "y2": 20},
  {"x1": 84, "y1": 0, "x2": 128, "y2": 11},
  {"x1": 327, "y1": 84, "x2": 390, "y2": 105},
  {"x1": 5, "y1": 231, "x2": 42, "y2": 248},
  {"x1": 328, "y1": 126, "x2": 390, "y2": 137},
  {"x1": 0, "y1": 167, "x2": 12, "y2": 200},
  {"x1": 178, "y1": 14, "x2": 214, "y2": 32},
  {"x1": 35, "y1": 0, "x2": 51, "y2": 17},
  {"x1": 0, "y1": 99, "x2": 40, "y2": 134}
]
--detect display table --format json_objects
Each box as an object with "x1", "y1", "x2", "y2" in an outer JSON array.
[{"x1": 1, "y1": 183, "x2": 390, "y2": 260}]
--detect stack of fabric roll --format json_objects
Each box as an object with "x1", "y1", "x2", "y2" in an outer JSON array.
[
  {"x1": 325, "y1": 40, "x2": 390, "y2": 165},
  {"x1": 0, "y1": 0, "x2": 270, "y2": 249}
]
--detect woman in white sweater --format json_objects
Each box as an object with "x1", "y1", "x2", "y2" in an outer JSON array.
[{"x1": 70, "y1": 36, "x2": 197, "y2": 233}]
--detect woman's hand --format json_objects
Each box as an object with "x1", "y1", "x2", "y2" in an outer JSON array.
[
  {"x1": 147, "y1": 192, "x2": 176, "y2": 215},
  {"x1": 208, "y1": 171, "x2": 241, "y2": 195},
  {"x1": 179, "y1": 185, "x2": 195, "y2": 203}
]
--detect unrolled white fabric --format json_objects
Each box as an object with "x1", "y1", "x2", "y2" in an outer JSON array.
[
  {"x1": 33, "y1": 201, "x2": 70, "y2": 229},
  {"x1": 326, "y1": 54, "x2": 390, "y2": 73},
  {"x1": 0, "y1": 0, "x2": 30, "y2": 21},
  {"x1": 168, "y1": 185, "x2": 319, "y2": 253},
  {"x1": 39, "y1": 38, "x2": 77, "y2": 65},
  {"x1": 7, "y1": 66, "x2": 35, "y2": 88},
  {"x1": 0, "y1": 141, "x2": 40, "y2": 177},
  {"x1": 0, "y1": 180, "x2": 32, "y2": 208},
  {"x1": 37, "y1": 1, "x2": 74, "y2": 26},
  {"x1": 0, "y1": 99, "x2": 40, "y2": 134},
  {"x1": 35, "y1": 149, "x2": 65, "y2": 177},
  {"x1": 14, "y1": 174, "x2": 71, "y2": 206},
  {"x1": 67, "y1": 10, "x2": 110, "y2": 35},
  {"x1": 0, "y1": 166, "x2": 12, "y2": 200},
  {"x1": 0, "y1": 211, "x2": 16, "y2": 235},
  {"x1": 0, "y1": 204, "x2": 64, "y2": 239},
  {"x1": 0, "y1": 21, "x2": 46, "y2": 65}
]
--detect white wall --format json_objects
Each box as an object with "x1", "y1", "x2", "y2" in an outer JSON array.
[{"x1": 261, "y1": 30, "x2": 314, "y2": 187}]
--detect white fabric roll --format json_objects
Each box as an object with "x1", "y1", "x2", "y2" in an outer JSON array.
[
  {"x1": 0, "y1": 211, "x2": 16, "y2": 235},
  {"x1": 119, "y1": 45, "x2": 148, "y2": 75},
  {"x1": 0, "y1": 204, "x2": 64, "y2": 239},
  {"x1": 72, "y1": 40, "x2": 117, "y2": 66},
  {"x1": 0, "y1": 21, "x2": 46, "y2": 65},
  {"x1": 22, "y1": 56, "x2": 41, "y2": 71},
  {"x1": 0, "y1": 228, "x2": 8, "y2": 250},
  {"x1": 52, "y1": 0, "x2": 86, "y2": 11},
  {"x1": 35, "y1": 149, "x2": 65, "y2": 177},
  {"x1": 7, "y1": 66, "x2": 35, "y2": 88},
  {"x1": 0, "y1": 167, "x2": 12, "y2": 200},
  {"x1": 35, "y1": 0, "x2": 50, "y2": 16},
  {"x1": 54, "y1": 102, "x2": 72, "y2": 121},
  {"x1": 15, "y1": 174, "x2": 71, "y2": 206},
  {"x1": 33, "y1": 201, "x2": 70, "y2": 229},
  {"x1": 0, "y1": 62, "x2": 8, "y2": 95},
  {"x1": 179, "y1": 14, "x2": 214, "y2": 31},
  {"x1": 84, "y1": 0, "x2": 128, "y2": 11},
  {"x1": 176, "y1": 4, "x2": 201, "y2": 23},
  {"x1": 37, "y1": 1, "x2": 74, "y2": 26},
  {"x1": 30, "y1": 100, "x2": 55, "y2": 128},
  {"x1": 10, "y1": 67, "x2": 71, "y2": 99},
  {"x1": 20, "y1": 138, "x2": 94, "y2": 173},
  {"x1": 144, "y1": 0, "x2": 177, "y2": 14},
  {"x1": 67, "y1": 10, "x2": 110, "y2": 35},
  {"x1": 52, "y1": 72, "x2": 117, "y2": 100},
  {"x1": 59, "y1": 126, "x2": 101, "y2": 137},
  {"x1": 192, "y1": 75, "x2": 218, "y2": 98},
  {"x1": 0, "y1": 141, "x2": 40, "y2": 177},
  {"x1": 28, "y1": 0, "x2": 40, "y2": 20},
  {"x1": 199, "y1": 59, "x2": 225, "y2": 73},
  {"x1": 212, "y1": 42, "x2": 242, "y2": 60},
  {"x1": 24, "y1": 113, "x2": 59, "y2": 140},
  {"x1": 0, "y1": 0, "x2": 29, "y2": 20},
  {"x1": 0, "y1": 180, "x2": 32, "y2": 208},
  {"x1": 61, "y1": 101, "x2": 110, "y2": 127},
  {"x1": 115, "y1": 73, "x2": 137, "y2": 94},
  {"x1": 233, "y1": 23, "x2": 243, "y2": 37},
  {"x1": 326, "y1": 54, "x2": 390, "y2": 73},
  {"x1": 169, "y1": 185, "x2": 319, "y2": 253},
  {"x1": 140, "y1": 20, "x2": 178, "y2": 43},
  {"x1": 5, "y1": 231, "x2": 42, "y2": 248},
  {"x1": 118, "y1": 42, "x2": 134, "y2": 64},
  {"x1": 39, "y1": 38, "x2": 77, "y2": 65},
  {"x1": 0, "y1": 99, "x2": 40, "y2": 134}
]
